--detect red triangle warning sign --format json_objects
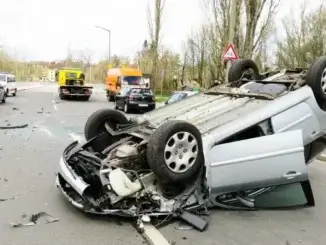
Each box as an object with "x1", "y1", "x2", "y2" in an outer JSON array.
[{"x1": 222, "y1": 44, "x2": 239, "y2": 60}]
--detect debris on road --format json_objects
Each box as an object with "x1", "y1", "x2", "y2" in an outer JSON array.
[
  {"x1": 10, "y1": 212, "x2": 59, "y2": 228},
  {"x1": 37, "y1": 107, "x2": 44, "y2": 114},
  {"x1": 12, "y1": 107, "x2": 19, "y2": 110},
  {"x1": 0, "y1": 124, "x2": 28, "y2": 129},
  {"x1": 0, "y1": 196, "x2": 15, "y2": 202}
]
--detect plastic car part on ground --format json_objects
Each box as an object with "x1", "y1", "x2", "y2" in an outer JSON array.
[{"x1": 10, "y1": 212, "x2": 59, "y2": 228}]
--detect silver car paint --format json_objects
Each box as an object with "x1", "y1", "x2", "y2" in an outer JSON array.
[
  {"x1": 59, "y1": 73, "x2": 325, "y2": 206},
  {"x1": 0, "y1": 86, "x2": 5, "y2": 102},
  {"x1": 207, "y1": 130, "x2": 306, "y2": 201}
]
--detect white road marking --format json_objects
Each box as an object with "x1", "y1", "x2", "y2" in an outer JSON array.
[
  {"x1": 68, "y1": 133, "x2": 84, "y2": 143},
  {"x1": 53, "y1": 104, "x2": 58, "y2": 111}
]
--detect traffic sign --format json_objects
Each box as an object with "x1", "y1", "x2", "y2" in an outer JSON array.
[{"x1": 222, "y1": 44, "x2": 239, "y2": 60}]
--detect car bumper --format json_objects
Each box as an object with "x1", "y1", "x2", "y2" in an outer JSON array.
[
  {"x1": 57, "y1": 141, "x2": 89, "y2": 196},
  {"x1": 128, "y1": 102, "x2": 156, "y2": 110}
]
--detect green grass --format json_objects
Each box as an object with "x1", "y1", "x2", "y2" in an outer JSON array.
[{"x1": 155, "y1": 95, "x2": 169, "y2": 103}]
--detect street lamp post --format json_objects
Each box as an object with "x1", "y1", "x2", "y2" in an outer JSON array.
[{"x1": 95, "y1": 25, "x2": 111, "y2": 64}]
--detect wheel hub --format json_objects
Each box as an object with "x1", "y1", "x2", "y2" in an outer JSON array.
[{"x1": 164, "y1": 131, "x2": 198, "y2": 173}]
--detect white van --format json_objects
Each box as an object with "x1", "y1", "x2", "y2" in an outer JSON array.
[{"x1": 0, "y1": 73, "x2": 17, "y2": 96}]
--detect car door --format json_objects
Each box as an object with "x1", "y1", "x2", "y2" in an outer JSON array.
[
  {"x1": 116, "y1": 88, "x2": 128, "y2": 107},
  {"x1": 207, "y1": 129, "x2": 315, "y2": 209}
]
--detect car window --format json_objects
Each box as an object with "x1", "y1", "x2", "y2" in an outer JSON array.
[
  {"x1": 167, "y1": 93, "x2": 181, "y2": 104},
  {"x1": 217, "y1": 182, "x2": 310, "y2": 209},
  {"x1": 179, "y1": 93, "x2": 188, "y2": 100},
  {"x1": 0, "y1": 75, "x2": 6, "y2": 82}
]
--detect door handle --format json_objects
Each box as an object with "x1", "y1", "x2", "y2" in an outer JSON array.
[{"x1": 282, "y1": 172, "x2": 302, "y2": 179}]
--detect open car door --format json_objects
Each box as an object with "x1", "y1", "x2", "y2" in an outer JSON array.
[{"x1": 207, "y1": 130, "x2": 315, "y2": 209}]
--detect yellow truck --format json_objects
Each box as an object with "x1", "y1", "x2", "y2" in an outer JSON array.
[
  {"x1": 56, "y1": 68, "x2": 93, "y2": 100},
  {"x1": 106, "y1": 67, "x2": 150, "y2": 101}
]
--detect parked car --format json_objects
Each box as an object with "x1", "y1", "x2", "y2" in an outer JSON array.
[
  {"x1": 57, "y1": 57, "x2": 326, "y2": 230},
  {"x1": 115, "y1": 87, "x2": 156, "y2": 113},
  {"x1": 0, "y1": 73, "x2": 17, "y2": 96},
  {"x1": 0, "y1": 85, "x2": 6, "y2": 104},
  {"x1": 165, "y1": 90, "x2": 198, "y2": 105}
]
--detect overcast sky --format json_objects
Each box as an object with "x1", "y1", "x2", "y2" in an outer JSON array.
[{"x1": 0, "y1": 0, "x2": 323, "y2": 62}]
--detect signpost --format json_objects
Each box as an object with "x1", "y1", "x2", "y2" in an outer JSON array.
[{"x1": 222, "y1": 44, "x2": 239, "y2": 61}]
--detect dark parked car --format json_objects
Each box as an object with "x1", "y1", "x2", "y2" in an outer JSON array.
[
  {"x1": 0, "y1": 85, "x2": 6, "y2": 104},
  {"x1": 115, "y1": 87, "x2": 156, "y2": 113}
]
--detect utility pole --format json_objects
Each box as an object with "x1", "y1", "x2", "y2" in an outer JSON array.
[
  {"x1": 95, "y1": 25, "x2": 111, "y2": 65},
  {"x1": 225, "y1": 0, "x2": 237, "y2": 83}
]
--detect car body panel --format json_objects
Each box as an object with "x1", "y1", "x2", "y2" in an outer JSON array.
[
  {"x1": 56, "y1": 69, "x2": 325, "y2": 222},
  {"x1": 116, "y1": 88, "x2": 155, "y2": 111},
  {"x1": 0, "y1": 73, "x2": 17, "y2": 95},
  {"x1": 207, "y1": 130, "x2": 307, "y2": 195},
  {"x1": 0, "y1": 85, "x2": 5, "y2": 102}
]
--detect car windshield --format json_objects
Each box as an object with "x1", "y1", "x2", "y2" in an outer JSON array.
[
  {"x1": 123, "y1": 76, "x2": 142, "y2": 85},
  {"x1": 167, "y1": 93, "x2": 181, "y2": 103},
  {"x1": 0, "y1": 75, "x2": 6, "y2": 81}
]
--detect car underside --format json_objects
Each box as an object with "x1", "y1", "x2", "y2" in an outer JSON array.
[{"x1": 57, "y1": 57, "x2": 326, "y2": 230}]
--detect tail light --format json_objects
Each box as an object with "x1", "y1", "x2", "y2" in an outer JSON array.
[
  {"x1": 62, "y1": 88, "x2": 69, "y2": 94},
  {"x1": 85, "y1": 88, "x2": 92, "y2": 94},
  {"x1": 129, "y1": 96, "x2": 134, "y2": 101}
]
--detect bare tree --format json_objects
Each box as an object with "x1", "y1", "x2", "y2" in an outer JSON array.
[
  {"x1": 147, "y1": 0, "x2": 166, "y2": 90},
  {"x1": 276, "y1": 1, "x2": 326, "y2": 68}
]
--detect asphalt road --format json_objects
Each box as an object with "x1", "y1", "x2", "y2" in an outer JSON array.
[{"x1": 1, "y1": 82, "x2": 326, "y2": 245}]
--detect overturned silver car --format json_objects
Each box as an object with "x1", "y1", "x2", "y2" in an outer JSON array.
[{"x1": 56, "y1": 57, "x2": 326, "y2": 230}]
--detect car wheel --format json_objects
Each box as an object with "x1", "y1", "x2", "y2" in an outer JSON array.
[
  {"x1": 306, "y1": 56, "x2": 326, "y2": 107},
  {"x1": 108, "y1": 95, "x2": 115, "y2": 102},
  {"x1": 2, "y1": 96, "x2": 5, "y2": 103},
  {"x1": 84, "y1": 108, "x2": 129, "y2": 141},
  {"x1": 82, "y1": 96, "x2": 90, "y2": 101},
  {"x1": 228, "y1": 59, "x2": 260, "y2": 83},
  {"x1": 13, "y1": 89, "x2": 17, "y2": 96},
  {"x1": 5, "y1": 89, "x2": 9, "y2": 97},
  {"x1": 146, "y1": 120, "x2": 204, "y2": 183},
  {"x1": 124, "y1": 103, "x2": 129, "y2": 113},
  {"x1": 114, "y1": 101, "x2": 119, "y2": 110}
]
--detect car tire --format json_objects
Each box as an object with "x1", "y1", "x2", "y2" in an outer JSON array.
[
  {"x1": 306, "y1": 56, "x2": 326, "y2": 107},
  {"x1": 13, "y1": 89, "x2": 17, "y2": 96},
  {"x1": 108, "y1": 95, "x2": 115, "y2": 102},
  {"x1": 84, "y1": 108, "x2": 129, "y2": 141},
  {"x1": 5, "y1": 89, "x2": 8, "y2": 97},
  {"x1": 228, "y1": 59, "x2": 260, "y2": 83},
  {"x1": 124, "y1": 103, "x2": 129, "y2": 114},
  {"x1": 146, "y1": 120, "x2": 204, "y2": 183},
  {"x1": 114, "y1": 101, "x2": 119, "y2": 110},
  {"x1": 82, "y1": 96, "x2": 90, "y2": 101},
  {"x1": 2, "y1": 96, "x2": 5, "y2": 103}
]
